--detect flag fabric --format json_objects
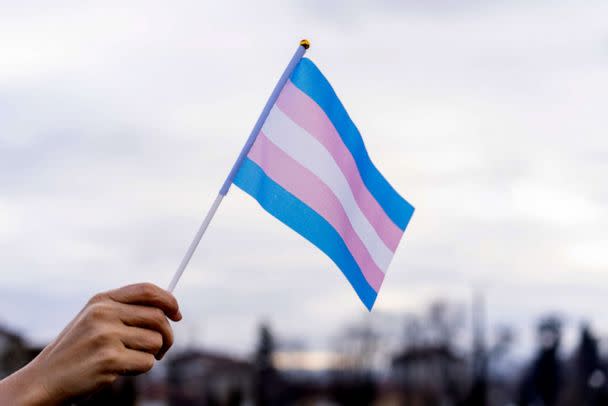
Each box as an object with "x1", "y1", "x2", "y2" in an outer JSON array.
[{"x1": 233, "y1": 58, "x2": 414, "y2": 310}]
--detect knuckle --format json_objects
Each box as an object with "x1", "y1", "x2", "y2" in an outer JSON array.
[
  {"x1": 137, "y1": 283, "x2": 158, "y2": 299},
  {"x1": 89, "y1": 305, "x2": 104, "y2": 320},
  {"x1": 85, "y1": 303, "x2": 110, "y2": 323},
  {"x1": 151, "y1": 308, "x2": 166, "y2": 323},
  {"x1": 99, "y1": 373, "x2": 118, "y2": 387},
  {"x1": 91, "y1": 326, "x2": 116, "y2": 347},
  {"x1": 97, "y1": 347, "x2": 121, "y2": 371},
  {"x1": 142, "y1": 308, "x2": 166, "y2": 330},
  {"x1": 88, "y1": 293, "x2": 106, "y2": 305},
  {"x1": 166, "y1": 294, "x2": 178, "y2": 310},
  {"x1": 149, "y1": 332, "x2": 163, "y2": 351}
]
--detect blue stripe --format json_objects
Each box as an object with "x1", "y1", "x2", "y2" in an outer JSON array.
[
  {"x1": 290, "y1": 58, "x2": 414, "y2": 231},
  {"x1": 234, "y1": 158, "x2": 378, "y2": 310}
]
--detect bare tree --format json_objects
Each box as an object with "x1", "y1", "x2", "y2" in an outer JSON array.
[{"x1": 333, "y1": 318, "x2": 381, "y2": 372}]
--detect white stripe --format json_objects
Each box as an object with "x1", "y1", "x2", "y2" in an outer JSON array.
[{"x1": 261, "y1": 105, "x2": 394, "y2": 272}]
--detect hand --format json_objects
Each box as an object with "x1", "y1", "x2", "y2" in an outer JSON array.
[{"x1": 0, "y1": 283, "x2": 182, "y2": 405}]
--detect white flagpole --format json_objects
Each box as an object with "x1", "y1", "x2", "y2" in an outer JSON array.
[
  {"x1": 167, "y1": 194, "x2": 223, "y2": 292},
  {"x1": 167, "y1": 39, "x2": 310, "y2": 292}
]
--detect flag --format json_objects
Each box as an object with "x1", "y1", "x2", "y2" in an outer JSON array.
[{"x1": 233, "y1": 58, "x2": 414, "y2": 310}]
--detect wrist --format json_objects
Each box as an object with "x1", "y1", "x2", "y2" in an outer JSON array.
[{"x1": 0, "y1": 361, "x2": 60, "y2": 406}]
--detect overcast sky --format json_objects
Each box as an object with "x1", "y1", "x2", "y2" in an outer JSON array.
[{"x1": 1, "y1": 1, "x2": 607, "y2": 358}]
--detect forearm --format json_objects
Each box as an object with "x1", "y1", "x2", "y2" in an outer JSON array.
[
  {"x1": 0, "y1": 283, "x2": 180, "y2": 405},
  {"x1": 0, "y1": 362, "x2": 59, "y2": 406}
]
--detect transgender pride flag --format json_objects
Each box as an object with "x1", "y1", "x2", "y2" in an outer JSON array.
[{"x1": 232, "y1": 58, "x2": 414, "y2": 310}]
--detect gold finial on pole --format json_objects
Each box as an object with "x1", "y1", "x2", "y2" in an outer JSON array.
[{"x1": 300, "y1": 39, "x2": 310, "y2": 49}]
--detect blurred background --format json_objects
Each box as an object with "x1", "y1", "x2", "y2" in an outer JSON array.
[{"x1": 1, "y1": 1, "x2": 607, "y2": 405}]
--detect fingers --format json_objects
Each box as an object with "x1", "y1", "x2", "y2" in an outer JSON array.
[
  {"x1": 105, "y1": 283, "x2": 182, "y2": 321},
  {"x1": 117, "y1": 304, "x2": 174, "y2": 359},
  {"x1": 119, "y1": 349, "x2": 156, "y2": 375},
  {"x1": 83, "y1": 283, "x2": 181, "y2": 374},
  {"x1": 120, "y1": 326, "x2": 163, "y2": 357}
]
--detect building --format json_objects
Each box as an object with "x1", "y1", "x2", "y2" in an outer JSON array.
[
  {"x1": 0, "y1": 325, "x2": 30, "y2": 379},
  {"x1": 390, "y1": 345, "x2": 469, "y2": 406},
  {"x1": 167, "y1": 349, "x2": 254, "y2": 406}
]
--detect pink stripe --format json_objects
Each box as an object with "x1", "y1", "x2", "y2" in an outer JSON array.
[
  {"x1": 276, "y1": 80, "x2": 402, "y2": 252},
  {"x1": 248, "y1": 132, "x2": 385, "y2": 292}
]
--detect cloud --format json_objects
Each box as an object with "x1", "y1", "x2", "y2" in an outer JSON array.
[{"x1": 1, "y1": 0, "x2": 607, "y2": 356}]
